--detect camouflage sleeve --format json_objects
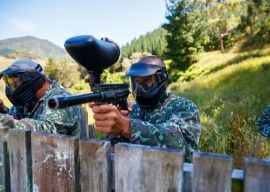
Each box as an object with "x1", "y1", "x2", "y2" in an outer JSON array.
[
  {"x1": 130, "y1": 99, "x2": 201, "y2": 161},
  {"x1": 257, "y1": 104, "x2": 270, "y2": 139},
  {"x1": 0, "y1": 106, "x2": 80, "y2": 137},
  {"x1": 22, "y1": 105, "x2": 80, "y2": 136}
]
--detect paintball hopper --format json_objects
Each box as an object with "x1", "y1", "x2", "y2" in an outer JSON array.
[{"x1": 64, "y1": 35, "x2": 121, "y2": 74}]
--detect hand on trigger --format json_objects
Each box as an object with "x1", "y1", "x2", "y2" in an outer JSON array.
[{"x1": 91, "y1": 104, "x2": 131, "y2": 139}]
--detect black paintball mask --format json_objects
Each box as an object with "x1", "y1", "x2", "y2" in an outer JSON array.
[
  {"x1": 126, "y1": 62, "x2": 168, "y2": 109},
  {"x1": 0, "y1": 58, "x2": 46, "y2": 107}
]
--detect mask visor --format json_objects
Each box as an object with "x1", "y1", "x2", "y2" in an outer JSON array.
[{"x1": 3, "y1": 74, "x2": 22, "y2": 91}]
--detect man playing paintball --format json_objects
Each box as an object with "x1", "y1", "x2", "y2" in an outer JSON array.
[
  {"x1": 90, "y1": 55, "x2": 201, "y2": 161},
  {"x1": 0, "y1": 58, "x2": 80, "y2": 136}
]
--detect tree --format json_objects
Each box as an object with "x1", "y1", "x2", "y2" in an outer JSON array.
[
  {"x1": 202, "y1": 0, "x2": 243, "y2": 52},
  {"x1": 163, "y1": 0, "x2": 204, "y2": 82},
  {"x1": 44, "y1": 58, "x2": 57, "y2": 79},
  {"x1": 44, "y1": 58, "x2": 81, "y2": 88},
  {"x1": 239, "y1": 0, "x2": 270, "y2": 38},
  {"x1": 121, "y1": 28, "x2": 167, "y2": 58}
]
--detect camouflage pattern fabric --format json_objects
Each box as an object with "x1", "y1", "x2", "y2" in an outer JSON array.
[
  {"x1": 257, "y1": 104, "x2": 270, "y2": 139},
  {"x1": 0, "y1": 80, "x2": 80, "y2": 136},
  {"x1": 130, "y1": 91, "x2": 201, "y2": 162}
]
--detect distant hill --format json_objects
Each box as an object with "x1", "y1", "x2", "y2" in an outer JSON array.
[{"x1": 0, "y1": 36, "x2": 68, "y2": 58}]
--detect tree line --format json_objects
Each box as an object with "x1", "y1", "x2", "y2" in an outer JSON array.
[{"x1": 121, "y1": 0, "x2": 270, "y2": 82}]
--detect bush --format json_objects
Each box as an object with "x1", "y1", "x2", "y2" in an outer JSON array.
[{"x1": 45, "y1": 58, "x2": 81, "y2": 88}]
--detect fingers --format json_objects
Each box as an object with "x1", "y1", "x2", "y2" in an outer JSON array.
[
  {"x1": 92, "y1": 104, "x2": 118, "y2": 114},
  {"x1": 93, "y1": 112, "x2": 115, "y2": 121},
  {"x1": 120, "y1": 110, "x2": 129, "y2": 117},
  {"x1": 127, "y1": 102, "x2": 132, "y2": 112},
  {"x1": 94, "y1": 119, "x2": 119, "y2": 135},
  {"x1": 88, "y1": 102, "x2": 96, "y2": 109},
  {"x1": 89, "y1": 103, "x2": 131, "y2": 138}
]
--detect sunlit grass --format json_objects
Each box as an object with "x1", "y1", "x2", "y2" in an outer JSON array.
[{"x1": 170, "y1": 52, "x2": 270, "y2": 167}]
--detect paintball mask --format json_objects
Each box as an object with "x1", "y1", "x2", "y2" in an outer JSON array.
[
  {"x1": 126, "y1": 62, "x2": 168, "y2": 109},
  {"x1": 0, "y1": 58, "x2": 46, "y2": 106}
]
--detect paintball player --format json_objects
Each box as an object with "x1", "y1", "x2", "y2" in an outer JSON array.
[
  {"x1": 89, "y1": 55, "x2": 201, "y2": 161},
  {"x1": 257, "y1": 105, "x2": 270, "y2": 139},
  {"x1": 0, "y1": 58, "x2": 80, "y2": 136}
]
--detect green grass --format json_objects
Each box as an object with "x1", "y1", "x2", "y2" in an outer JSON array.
[
  {"x1": 170, "y1": 50, "x2": 270, "y2": 168},
  {"x1": 178, "y1": 46, "x2": 270, "y2": 82}
]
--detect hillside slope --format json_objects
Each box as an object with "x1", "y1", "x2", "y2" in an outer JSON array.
[{"x1": 169, "y1": 46, "x2": 270, "y2": 167}]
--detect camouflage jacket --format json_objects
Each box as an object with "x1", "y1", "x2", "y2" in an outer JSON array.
[
  {"x1": 0, "y1": 80, "x2": 80, "y2": 136},
  {"x1": 257, "y1": 104, "x2": 270, "y2": 139},
  {"x1": 129, "y1": 91, "x2": 201, "y2": 162}
]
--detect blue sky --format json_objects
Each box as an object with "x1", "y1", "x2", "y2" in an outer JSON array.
[{"x1": 0, "y1": 0, "x2": 167, "y2": 48}]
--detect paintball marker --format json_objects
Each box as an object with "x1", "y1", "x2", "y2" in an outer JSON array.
[{"x1": 47, "y1": 35, "x2": 129, "y2": 110}]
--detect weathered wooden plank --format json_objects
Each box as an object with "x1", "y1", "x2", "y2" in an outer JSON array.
[
  {"x1": 115, "y1": 143, "x2": 184, "y2": 192},
  {"x1": 192, "y1": 152, "x2": 233, "y2": 192},
  {"x1": 0, "y1": 127, "x2": 10, "y2": 192},
  {"x1": 183, "y1": 165, "x2": 192, "y2": 192},
  {"x1": 31, "y1": 132, "x2": 79, "y2": 192},
  {"x1": 244, "y1": 157, "x2": 270, "y2": 192},
  {"x1": 79, "y1": 107, "x2": 89, "y2": 140},
  {"x1": 0, "y1": 127, "x2": 9, "y2": 141},
  {"x1": 180, "y1": 162, "x2": 244, "y2": 192},
  {"x1": 80, "y1": 139, "x2": 110, "y2": 192},
  {"x1": 8, "y1": 128, "x2": 32, "y2": 192}
]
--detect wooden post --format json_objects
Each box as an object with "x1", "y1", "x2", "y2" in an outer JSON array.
[
  {"x1": 192, "y1": 152, "x2": 233, "y2": 192},
  {"x1": 115, "y1": 143, "x2": 184, "y2": 192},
  {"x1": 79, "y1": 139, "x2": 110, "y2": 192},
  {"x1": 244, "y1": 157, "x2": 270, "y2": 192},
  {"x1": 79, "y1": 107, "x2": 89, "y2": 140},
  {"x1": 31, "y1": 132, "x2": 79, "y2": 192},
  {"x1": 8, "y1": 128, "x2": 32, "y2": 192},
  {"x1": 0, "y1": 127, "x2": 10, "y2": 192}
]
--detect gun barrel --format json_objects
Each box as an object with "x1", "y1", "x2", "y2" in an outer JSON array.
[
  {"x1": 48, "y1": 89, "x2": 129, "y2": 109},
  {"x1": 48, "y1": 93, "x2": 101, "y2": 109}
]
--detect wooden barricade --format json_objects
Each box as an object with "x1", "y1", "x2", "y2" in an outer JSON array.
[{"x1": 0, "y1": 128, "x2": 270, "y2": 192}]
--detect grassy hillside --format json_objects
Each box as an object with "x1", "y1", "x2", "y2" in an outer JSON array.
[{"x1": 170, "y1": 46, "x2": 270, "y2": 168}]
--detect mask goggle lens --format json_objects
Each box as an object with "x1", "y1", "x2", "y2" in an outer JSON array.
[
  {"x1": 131, "y1": 75, "x2": 157, "y2": 92},
  {"x1": 3, "y1": 74, "x2": 22, "y2": 91}
]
